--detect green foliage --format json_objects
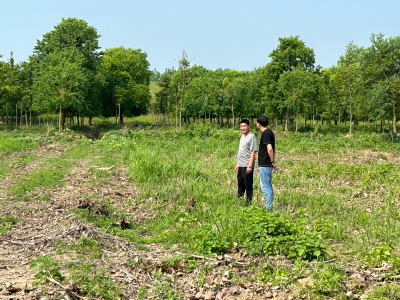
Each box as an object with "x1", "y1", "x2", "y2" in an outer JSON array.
[
  {"x1": 190, "y1": 225, "x2": 231, "y2": 254},
  {"x1": 32, "y1": 48, "x2": 90, "y2": 131},
  {"x1": 0, "y1": 131, "x2": 39, "y2": 153},
  {"x1": 8, "y1": 160, "x2": 69, "y2": 196},
  {"x1": 0, "y1": 223, "x2": 13, "y2": 234},
  {"x1": 366, "y1": 244, "x2": 400, "y2": 269},
  {"x1": 0, "y1": 214, "x2": 18, "y2": 234},
  {"x1": 242, "y1": 207, "x2": 330, "y2": 260},
  {"x1": 151, "y1": 268, "x2": 184, "y2": 299},
  {"x1": 367, "y1": 283, "x2": 400, "y2": 299},
  {"x1": 68, "y1": 237, "x2": 103, "y2": 259},
  {"x1": 29, "y1": 255, "x2": 66, "y2": 286},
  {"x1": 66, "y1": 261, "x2": 123, "y2": 299},
  {"x1": 256, "y1": 262, "x2": 294, "y2": 285},
  {"x1": 310, "y1": 264, "x2": 346, "y2": 297},
  {"x1": 100, "y1": 47, "x2": 152, "y2": 120}
]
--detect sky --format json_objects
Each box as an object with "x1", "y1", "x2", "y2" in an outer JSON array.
[{"x1": 1, "y1": 0, "x2": 399, "y2": 72}]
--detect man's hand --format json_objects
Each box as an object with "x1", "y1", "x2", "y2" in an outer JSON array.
[
  {"x1": 235, "y1": 164, "x2": 239, "y2": 172},
  {"x1": 272, "y1": 162, "x2": 277, "y2": 169},
  {"x1": 246, "y1": 167, "x2": 253, "y2": 174}
]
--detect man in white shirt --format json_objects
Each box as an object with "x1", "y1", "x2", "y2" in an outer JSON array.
[{"x1": 235, "y1": 119, "x2": 258, "y2": 206}]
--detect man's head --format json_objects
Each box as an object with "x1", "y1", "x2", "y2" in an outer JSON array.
[
  {"x1": 256, "y1": 115, "x2": 269, "y2": 129},
  {"x1": 239, "y1": 119, "x2": 250, "y2": 135}
]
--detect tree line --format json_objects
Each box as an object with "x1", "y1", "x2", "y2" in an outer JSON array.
[
  {"x1": 0, "y1": 18, "x2": 151, "y2": 131},
  {"x1": 1, "y1": 18, "x2": 399, "y2": 135},
  {"x1": 151, "y1": 35, "x2": 400, "y2": 135}
]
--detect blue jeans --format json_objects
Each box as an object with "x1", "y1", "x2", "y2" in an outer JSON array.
[{"x1": 259, "y1": 167, "x2": 273, "y2": 210}]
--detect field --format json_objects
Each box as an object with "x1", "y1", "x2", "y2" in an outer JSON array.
[{"x1": 1, "y1": 120, "x2": 400, "y2": 299}]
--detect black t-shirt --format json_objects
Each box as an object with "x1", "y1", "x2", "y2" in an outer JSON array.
[{"x1": 258, "y1": 128, "x2": 275, "y2": 167}]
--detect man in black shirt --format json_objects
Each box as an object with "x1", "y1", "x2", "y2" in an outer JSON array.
[{"x1": 256, "y1": 115, "x2": 276, "y2": 210}]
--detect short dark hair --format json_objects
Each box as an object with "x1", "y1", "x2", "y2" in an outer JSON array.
[
  {"x1": 257, "y1": 115, "x2": 269, "y2": 127},
  {"x1": 239, "y1": 119, "x2": 250, "y2": 125}
]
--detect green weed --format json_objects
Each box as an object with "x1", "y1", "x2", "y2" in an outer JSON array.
[
  {"x1": 29, "y1": 255, "x2": 66, "y2": 286},
  {"x1": 66, "y1": 261, "x2": 123, "y2": 299},
  {"x1": 151, "y1": 268, "x2": 183, "y2": 300},
  {"x1": 367, "y1": 283, "x2": 400, "y2": 299},
  {"x1": 0, "y1": 214, "x2": 18, "y2": 234}
]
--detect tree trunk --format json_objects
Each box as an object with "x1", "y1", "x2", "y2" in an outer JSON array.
[
  {"x1": 59, "y1": 104, "x2": 65, "y2": 132},
  {"x1": 393, "y1": 101, "x2": 397, "y2": 133},
  {"x1": 349, "y1": 103, "x2": 353, "y2": 135},
  {"x1": 295, "y1": 101, "x2": 299, "y2": 134},
  {"x1": 175, "y1": 104, "x2": 178, "y2": 130},
  {"x1": 118, "y1": 105, "x2": 123, "y2": 125},
  {"x1": 285, "y1": 106, "x2": 290, "y2": 132},
  {"x1": 89, "y1": 117, "x2": 93, "y2": 126},
  {"x1": 231, "y1": 104, "x2": 235, "y2": 128},
  {"x1": 30, "y1": 111, "x2": 32, "y2": 126},
  {"x1": 15, "y1": 104, "x2": 17, "y2": 127},
  {"x1": 6, "y1": 102, "x2": 8, "y2": 125},
  {"x1": 25, "y1": 112, "x2": 28, "y2": 126},
  {"x1": 312, "y1": 105, "x2": 315, "y2": 126}
]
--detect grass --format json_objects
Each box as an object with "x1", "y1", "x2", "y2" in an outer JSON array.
[
  {"x1": 0, "y1": 131, "x2": 39, "y2": 153},
  {"x1": 7, "y1": 157, "x2": 71, "y2": 198},
  {"x1": 150, "y1": 81, "x2": 163, "y2": 101},
  {"x1": 2, "y1": 122, "x2": 400, "y2": 298},
  {"x1": 0, "y1": 214, "x2": 18, "y2": 234}
]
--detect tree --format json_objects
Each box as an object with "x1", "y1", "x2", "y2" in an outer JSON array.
[
  {"x1": 278, "y1": 67, "x2": 317, "y2": 132},
  {"x1": 33, "y1": 18, "x2": 101, "y2": 125},
  {"x1": 32, "y1": 49, "x2": 90, "y2": 131},
  {"x1": 177, "y1": 50, "x2": 191, "y2": 130},
  {"x1": 320, "y1": 67, "x2": 340, "y2": 131},
  {"x1": 100, "y1": 47, "x2": 151, "y2": 124},
  {"x1": 336, "y1": 42, "x2": 362, "y2": 135},
  {"x1": 34, "y1": 18, "x2": 100, "y2": 72},
  {"x1": 169, "y1": 64, "x2": 207, "y2": 126},
  {"x1": 262, "y1": 36, "x2": 316, "y2": 130},
  {"x1": 367, "y1": 82, "x2": 392, "y2": 132},
  {"x1": 362, "y1": 33, "x2": 400, "y2": 133},
  {"x1": 0, "y1": 53, "x2": 23, "y2": 126},
  {"x1": 150, "y1": 68, "x2": 161, "y2": 82},
  {"x1": 154, "y1": 68, "x2": 176, "y2": 124},
  {"x1": 223, "y1": 76, "x2": 245, "y2": 127}
]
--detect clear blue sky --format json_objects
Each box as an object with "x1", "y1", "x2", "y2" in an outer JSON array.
[{"x1": 1, "y1": 0, "x2": 398, "y2": 72}]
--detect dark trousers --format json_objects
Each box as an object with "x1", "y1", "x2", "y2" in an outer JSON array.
[{"x1": 237, "y1": 167, "x2": 253, "y2": 204}]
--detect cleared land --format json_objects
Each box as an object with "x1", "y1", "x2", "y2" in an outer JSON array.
[{"x1": 1, "y1": 122, "x2": 400, "y2": 299}]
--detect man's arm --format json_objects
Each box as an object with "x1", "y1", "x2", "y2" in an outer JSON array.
[
  {"x1": 267, "y1": 144, "x2": 276, "y2": 169},
  {"x1": 246, "y1": 150, "x2": 257, "y2": 174}
]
